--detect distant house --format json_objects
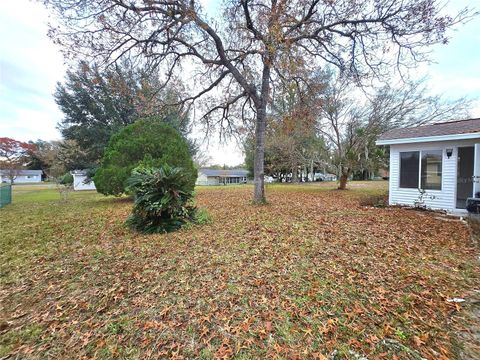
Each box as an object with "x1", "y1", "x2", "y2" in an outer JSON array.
[
  {"x1": 376, "y1": 118, "x2": 480, "y2": 213},
  {"x1": 196, "y1": 168, "x2": 248, "y2": 186},
  {"x1": 71, "y1": 170, "x2": 96, "y2": 191},
  {"x1": 0, "y1": 169, "x2": 42, "y2": 183},
  {"x1": 264, "y1": 175, "x2": 275, "y2": 183},
  {"x1": 314, "y1": 172, "x2": 337, "y2": 182}
]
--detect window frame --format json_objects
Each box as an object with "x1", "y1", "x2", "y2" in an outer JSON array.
[
  {"x1": 398, "y1": 149, "x2": 443, "y2": 191},
  {"x1": 420, "y1": 150, "x2": 443, "y2": 191},
  {"x1": 399, "y1": 151, "x2": 420, "y2": 189}
]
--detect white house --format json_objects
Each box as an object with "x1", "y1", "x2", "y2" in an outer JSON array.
[
  {"x1": 196, "y1": 168, "x2": 248, "y2": 186},
  {"x1": 313, "y1": 172, "x2": 337, "y2": 182},
  {"x1": 376, "y1": 118, "x2": 480, "y2": 213},
  {"x1": 0, "y1": 169, "x2": 42, "y2": 183},
  {"x1": 71, "y1": 170, "x2": 96, "y2": 191}
]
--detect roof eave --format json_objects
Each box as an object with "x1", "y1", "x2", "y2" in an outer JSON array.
[{"x1": 376, "y1": 132, "x2": 480, "y2": 146}]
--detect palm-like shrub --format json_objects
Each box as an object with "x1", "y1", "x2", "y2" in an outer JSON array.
[{"x1": 125, "y1": 165, "x2": 196, "y2": 233}]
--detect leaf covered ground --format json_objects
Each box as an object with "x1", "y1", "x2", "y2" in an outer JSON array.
[{"x1": 1, "y1": 182, "x2": 479, "y2": 359}]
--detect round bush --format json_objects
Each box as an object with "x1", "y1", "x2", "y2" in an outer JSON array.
[{"x1": 94, "y1": 119, "x2": 197, "y2": 196}]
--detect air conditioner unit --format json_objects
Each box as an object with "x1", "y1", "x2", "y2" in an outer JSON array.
[{"x1": 466, "y1": 197, "x2": 480, "y2": 214}]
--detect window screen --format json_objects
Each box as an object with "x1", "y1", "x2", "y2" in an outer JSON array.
[
  {"x1": 400, "y1": 151, "x2": 419, "y2": 188},
  {"x1": 421, "y1": 150, "x2": 442, "y2": 190}
]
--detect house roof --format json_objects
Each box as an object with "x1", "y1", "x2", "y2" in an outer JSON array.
[
  {"x1": 0, "y1": 169, "x2": 42, "y2": 176},
  {"x1": 377, "y1": 118, "x2": 480, "y2": 145},
  {"x1": 199, "y1": 168, "x2": 248, "y2": 177},
  {"x1": 71, "y1": 170, "x2": 88, "y2": 176}
]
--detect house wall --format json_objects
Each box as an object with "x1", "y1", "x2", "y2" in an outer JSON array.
[
  {"x1": 223, "y1": 176, "x2": 247, "y2": 184},
  {"x1": 1, "y1": 174, "x2": 42, "y2": 183},
  {"x1": 195, "y1": 173, "x2": 220, "y2": 186},
  {"x1": 195, "y1": 173, "x2": 208, "y2": 186},
  {"x1": 195, "y1": 173, "x2": 212, "y2": 186},
  {"x1": 73, "y1": 175, "x2": 96, "y2": 191},
  {"x1": 195, "y1": 174, "x2": 249, "y2": 186},
  {"x1": 207, "y1": 176, "x2": 220, "y2": 186},
  {"x1": 389, "y1": 139, "x2": 479, "y2": 211}
]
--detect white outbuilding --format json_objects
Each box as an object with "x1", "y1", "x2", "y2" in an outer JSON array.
[
  {"x1": 376, "y1": 118, "x2": 480, "y2": 213},
  {"x1": 71, "y1": 170, "x2": 96, "y2": 191}
]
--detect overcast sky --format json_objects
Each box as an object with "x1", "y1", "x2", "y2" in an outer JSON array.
[{"x1": 1, "y1": 0, "x2": 479, "y2": 165}]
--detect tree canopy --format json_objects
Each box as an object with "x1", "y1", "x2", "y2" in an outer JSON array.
[
  {"x1": 0, "y1": 138, "x2": 37, "y2": 183},
  {"x1": 54, "y1": 61, "x2": 193, "y2": 166},
  {"x1": 94, "y1": 119, "x2": 197, "y2": 196}
]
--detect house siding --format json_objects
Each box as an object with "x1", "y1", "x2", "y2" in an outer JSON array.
[
  {"x1": 0, "y1": 174, "x2": 42, "y2": 183},
  {"x1": 196, "y1": 173, "x2": 209, "y2": 186},
  {"x1": 389, "y1": 139, "x2": 480, "y2": 211},
  {"x1": 208, "y1": 177, "x2": 220, "y2": 186},
  {"x1": 195, "y1": 172, "x2": 247, "y2": 186},
  {"x1": 195, "y1": 173, "x2": 220, "y2": 186}
]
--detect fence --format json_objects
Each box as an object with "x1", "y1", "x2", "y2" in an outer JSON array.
[{"x1": 0, "y1": 184, "x2": 12, "y2": 208}]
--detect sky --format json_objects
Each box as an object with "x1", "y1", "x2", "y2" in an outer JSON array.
[{"x1": 1, "y1": 0, "x2": 479, "y2": 166}]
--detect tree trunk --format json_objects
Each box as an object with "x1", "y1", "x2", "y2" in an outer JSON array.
[
  {"x1": 338, "y1": 166, "x2": 350, "y2": 190},
  {"x1": 253, "y1": 65, "x2": 271, "y2": 203},
  {"x1": 338, "y1": 174, "x2": 348, "y2": 190},
  {"x1": 292, "y1": 166, "x2": 299, "y2": 183},
  {"x1": 253, "y1": 107, "x2": 266, "y2": 202},
  {"x1": 310, "y1": 160, "x2": 314, "y2": 182},
  {"x1": 363, "y1": 169, "x2": 368, "y2": 180}
]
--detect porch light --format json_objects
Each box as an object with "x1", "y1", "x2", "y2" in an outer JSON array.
[{"x1": 446, "y1": 148, "x2": 453, "y2": 159}]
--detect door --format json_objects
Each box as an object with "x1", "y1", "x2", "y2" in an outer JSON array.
[
  {"x1": 457, "y1": 146, "x2": 474, "y2": 209},
  {"x1": 474, "y1": 144, "x2": 480, "y2": 197}
]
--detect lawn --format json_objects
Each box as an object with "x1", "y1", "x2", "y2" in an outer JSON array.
[{"x1": 1, "y1": 182, "x2": 479, "y2": 359}]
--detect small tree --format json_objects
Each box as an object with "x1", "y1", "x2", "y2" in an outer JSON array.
[
  {"x1": 125, "y1": 165, "x2": 196, "y2": 233},
  {"x1": 94, "y1": 119, "x2": 197, "y2": 196},
  {"x1": 0, "y1": 138, "x2": 36, "y2": 183},
  {"x1": 56, "y1": 172, "x2": 74, "y2": 202}
]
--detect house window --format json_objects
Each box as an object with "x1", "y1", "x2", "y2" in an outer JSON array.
[
  {"x1": 399, "y1": 151, "x2": 419, "y2": 188},
  {"x1": 421, "y1": 150, "x2": 442, "y2": 190},
  {"x1": 399, "y1": 150, "x2": 442, "y2": 190}
]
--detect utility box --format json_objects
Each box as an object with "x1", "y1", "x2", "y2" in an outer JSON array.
[
  {"x1": 0, "y1": 184, "x2": 12, "y2": 208},
  {"x1": 466, "y1": 197, "x2": 480, "y2": 214}
]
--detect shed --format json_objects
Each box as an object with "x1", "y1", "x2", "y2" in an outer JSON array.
[
  {"x1": 71, "y1": 170, "x2": 97, "y2": 191},
  {"x1": 376, "y1": 118, "x2": 480, "y2": 213}
]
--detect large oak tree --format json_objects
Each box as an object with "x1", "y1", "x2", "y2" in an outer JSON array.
[{"x1": 43, "y1": 0, "x2": 472, "y2": 202}]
